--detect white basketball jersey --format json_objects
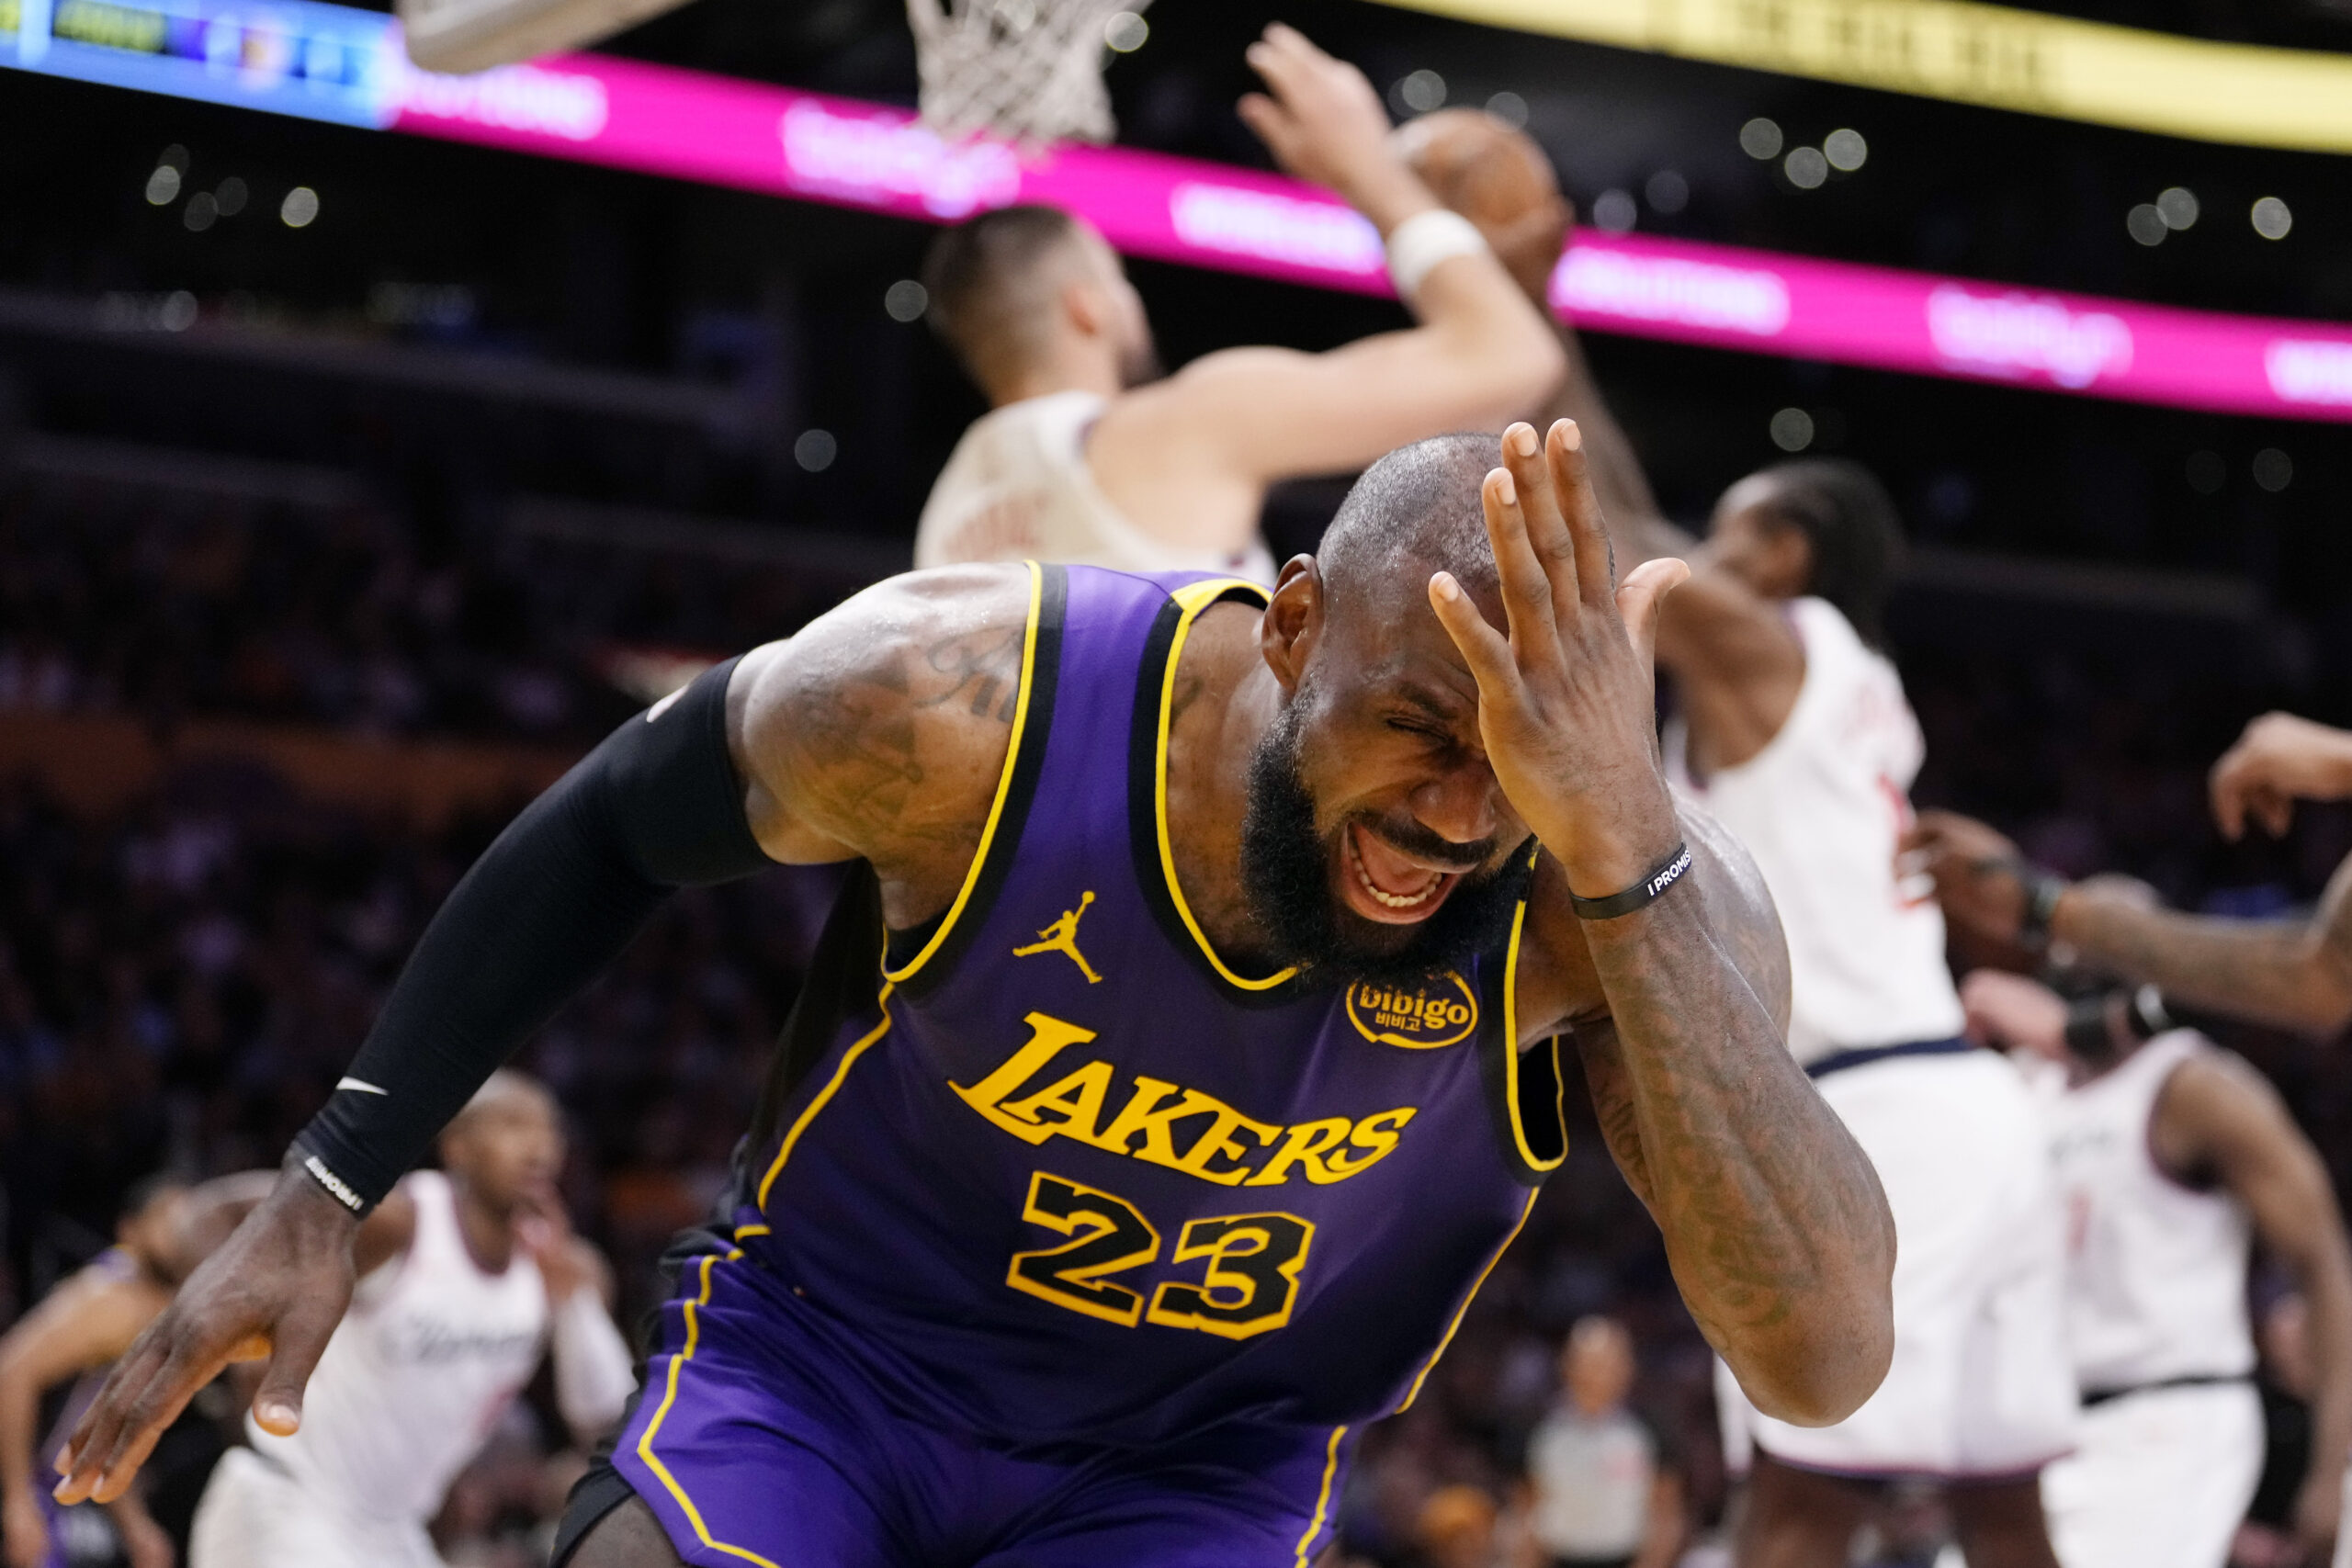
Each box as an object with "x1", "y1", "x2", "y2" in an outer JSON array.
[
  {"x1": 247, "y1": 1170, "x2": 548, "y2": 1522},
  {"x1": 2051, "y1": 1032, "x2": 2255, "y2": 1391},
  {"x1": 914, "y1": 389, "x2": 1277, "y2": 585},
  {"x1": 1666, "y1": 597, "x2": 1964, "y2": 1062}
]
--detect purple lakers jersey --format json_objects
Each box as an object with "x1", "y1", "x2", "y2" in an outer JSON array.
[{"x1": 727, "y1": 564, "x2": 1568, "y2": 1447}]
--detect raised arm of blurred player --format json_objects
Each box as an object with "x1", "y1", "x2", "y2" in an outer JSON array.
[
  {"x1": 1088, "y1": 26, "x2": 1562, "y2": 507},
  {"x1": 2157, "y1": 1052, "x2": 2352, "y2": 1562},
  {"x1": 1910, "y1": 809, "x2": 2352, "y2": 1037},
  {"x1": 2, "y1": 1264, "x2": 170, "y2": 1568},
  {"x1": 2211, "y1": 713, "x2": 2352, "y2": 841},
  {"x1": 515, "y1": 1188, "x2": 635, "y2": 1445},
  {"x1": 1397, "y1": 115, "x2": 1682, "y2": 566}
]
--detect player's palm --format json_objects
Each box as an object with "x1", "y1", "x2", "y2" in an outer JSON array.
[{"x1": 1428, "y1": 420, "x2": 1687, "y2": 897}]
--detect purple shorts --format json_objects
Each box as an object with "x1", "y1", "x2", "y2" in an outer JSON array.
[{"x1": 609, "y1": 1250, "x2": 1354, "y2": 1568}]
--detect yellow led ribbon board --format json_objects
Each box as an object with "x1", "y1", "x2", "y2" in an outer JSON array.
[{"x1": 1374, "y1": 0, "x2": 2352, "y2": 153}]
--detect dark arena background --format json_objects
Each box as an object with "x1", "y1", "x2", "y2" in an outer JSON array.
[{"x1": 6, "y1": 0, "x2": 2352, "y2": 1561}]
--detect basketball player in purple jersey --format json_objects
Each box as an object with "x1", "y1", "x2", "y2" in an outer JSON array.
[{"x1": 55, "y1": 423, "x2": 1895, "y2": 1567}]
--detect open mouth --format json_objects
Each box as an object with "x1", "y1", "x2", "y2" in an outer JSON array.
[{"x1": 1339, "y1": 821, "x2": 1467, "y2": 925}]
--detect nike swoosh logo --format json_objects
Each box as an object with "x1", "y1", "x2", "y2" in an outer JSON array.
[{"x1": 336, "y1": 1077, "x2": 390, "y2": 1095}]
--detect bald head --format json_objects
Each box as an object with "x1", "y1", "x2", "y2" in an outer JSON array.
[
  {"x1": 450, "y1": 1068, "x2": 554, "y2": 1131},
  {"x1": 441, "y1": 1069, "x2": 561, "y2": 1213},
  {"x1": 1317, "y1": 433, "x2": 1505, "y2": 615}
]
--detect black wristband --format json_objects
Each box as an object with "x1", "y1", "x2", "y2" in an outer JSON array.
[
  {"x1": 2009, "y1": 861, "x2": 2069, "y2": 952},
  {"x1": 1570, "y1": 841, "x2": 1693, "y2": 920}
]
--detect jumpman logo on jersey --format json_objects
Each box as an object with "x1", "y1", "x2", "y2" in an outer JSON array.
[{"x1": 1012, "y1": 892, "x2": 1102, "y2": 984}]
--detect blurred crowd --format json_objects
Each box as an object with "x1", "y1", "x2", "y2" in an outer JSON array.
[{"x1": 6, "y1": 474, "x2": 2351, "y2": 1566}]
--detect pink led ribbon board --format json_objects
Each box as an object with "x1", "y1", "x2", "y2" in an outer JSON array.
[
  {"x1": 9, "y1": 0, "x2": 2346, "y2": 423},
  {"x1": 386, "y1": 51, "x2": 2352, "y2": 423}
]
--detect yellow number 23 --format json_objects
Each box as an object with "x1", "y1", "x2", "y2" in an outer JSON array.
[{"x1": 1007, "y1": 1171, "x2": 1314, "y2": 1341}]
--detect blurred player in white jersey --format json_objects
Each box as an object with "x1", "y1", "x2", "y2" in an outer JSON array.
[
  {"x1": 1658, "y1": 464, "x2": 2071, "y2": 1568},
  {"x1": 188, "y1": 1072, "x2": 634, "y2": 1568},
  {"x1": 1963, "y1": 970, "x2": 2352, "y2": 1568},
  {"x1": 912, "y1": 25, "x2": 1560, "y2": 584},
  {"x1": 1404, "y1": 110, "x2": 2074, "y2": 1568}
]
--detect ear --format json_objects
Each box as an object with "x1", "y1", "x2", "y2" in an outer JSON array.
[
  {"x1": 1061, "y1": 276, "x2": 1107, "y2": 340},
  {"x1": 1763, "y1": 519, "x2": 1815, "y2": 600},
  {"x1": 1260, "y1": 556, "x2": 1323, "y2": 693}
]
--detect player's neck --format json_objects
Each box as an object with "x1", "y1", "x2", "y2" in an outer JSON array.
[
  {"x1": 994, "y1": 344, "x2": 1121, "y2": 405},
  {"x1": 1160, "y1": 604, "x2": 1285, "y2": 966}
]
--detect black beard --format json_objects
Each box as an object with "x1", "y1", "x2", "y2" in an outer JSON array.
[{"x1": 1238, "y1": 701, "x2": 1523, "y2": 988}]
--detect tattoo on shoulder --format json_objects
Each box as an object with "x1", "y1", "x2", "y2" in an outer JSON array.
[{"x1": 773, "y1": 596, "x2": 1029, "y2": 862}]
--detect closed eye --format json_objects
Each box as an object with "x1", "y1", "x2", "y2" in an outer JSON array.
[{"x1": 1386, "y1": 716, "x2": 1453, "y2": 745}]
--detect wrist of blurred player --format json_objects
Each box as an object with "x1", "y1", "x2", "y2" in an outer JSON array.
[
  {"x1": 1346, "y1": 161, "x2": 1441, "y2": 239},
  {"x1": 1386, "y1": 209, "x2": 1491, "y2": 304},
  {"x1": 550, "y1": 1287, "x2": 637, "y2": 1438}
]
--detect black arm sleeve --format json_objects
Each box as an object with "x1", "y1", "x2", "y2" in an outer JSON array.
[{"x1": 293, "y1": 657, "x2": 775, "y2": 1213}]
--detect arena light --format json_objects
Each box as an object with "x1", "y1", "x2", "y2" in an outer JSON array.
[
  {"x1": 1366, "y1": 0, "x2": 2352, "y2": 155},
  {"x1": 9, "y1": 0, "x2": 2352, "y2": 423}
]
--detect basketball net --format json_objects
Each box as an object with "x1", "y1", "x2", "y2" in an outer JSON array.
[{"x1": 907, "y1": 0, "x2": 1148, "y2": 147}]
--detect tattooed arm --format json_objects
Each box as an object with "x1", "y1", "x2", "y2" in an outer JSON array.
[
  {"x1": 52, "y1": 567, "x2": 1036, "y2": 1506},
  {"x1": 729, "y1": 563, "x2": 1036, "y2": 925},
  {"x1": 1533, "y1": 807, "x2": 1894, "y2": 1427},
  {"x1": 1436, "y1": 421, "x2": 1893, "y2": 1427},
  {"x1": 1911, "y1": 808, "x2": 2352, "y2": 1037}
]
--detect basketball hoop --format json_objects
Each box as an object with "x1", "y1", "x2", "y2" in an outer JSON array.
[
  {"x1": 907, "y1": 0, "x2": 1150, "y2": 147},
  {"x1": 397, "y1": 0, "x2": 692, "y2": 74}
]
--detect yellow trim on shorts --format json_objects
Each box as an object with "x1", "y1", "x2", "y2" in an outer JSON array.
[
  {"x1": 882, "y1": 560, "x2": 1045, "y2": 986},
  {"x1": 1293, "y1": 1425, "x2": 1348, "y2": 1567},
  {"x1": 755, "y1": 982, "x2": 895, "y2": 1211},
  {"x1": 1393, "y1": 1188, "x2": 1541, "y2": 1412},
  {"x1": 1152, "y1": 578, "x2": 1295, "y2": 992},
  {"x1": 635, "y1": 1255, "x2": 783, "y2": 1568}
]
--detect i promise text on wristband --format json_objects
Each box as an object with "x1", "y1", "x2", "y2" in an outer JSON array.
[{"x1": 1570, "y1": 841, "x2": 1694, "y2": 920}]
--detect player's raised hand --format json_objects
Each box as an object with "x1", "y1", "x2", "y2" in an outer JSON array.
[
  {"x1": 52, "y1": 1165, "x2": 356, "y2": 1506},
  {"x1": 1426, "y1": 419, "x2": 1689, "y2": 898},
  {"x1": 1958, "y1": 969, "x2": 2069, "y2": 1063},
  {"x1": 1238, "y1": 26, "x2": 1418, "y2": 222},
  {"x1": 2211, "y1": 711, "x2": 2352, "y2": 841},
  {"x1": 1901, "y1": 809, "x2": 2034, "y2": 945}
]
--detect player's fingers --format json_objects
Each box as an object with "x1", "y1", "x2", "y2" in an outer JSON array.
[
  {"x1": 252, "y1": 1295, "x2": 340, "y2": 1439},
  {"x1": 2211, "y1": 764, "x2": 2246, "y2": 840},
  {"x1": 1615, "y1": 558, "x2": 1690, "y2": 682},
  {"x1": 1545, "y1": 420, "x2": 1616, "y2": 610},
  {"x1": 51, "y1": 1337, "x2": 164, "y2": 1499},
  {"x1": 1480, "y1": 466, "x2": 1555, "y2": 651},
  {"x1": 1258, "y1": 21, "x2": 1330, "y2": 76},
  {"x1": 2258, "y1": 788, "x2": 2293, "y2": 839},
  {"x1": 83, "y1": 1341, "x2": 210, "y2": 1504},
  {"x1": 1235, "y1": 93, "x2": 1290, "y2": 146},
  {"x1": 1498, "y1": 423, "x2": 1577, "y2": 626},
  {"x1": 1428, "y1": 572, "x2": 1515, "y2": 696},
  {"x1": 1243, "y1": 33, "x2": 1305, "y2": 98}
]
